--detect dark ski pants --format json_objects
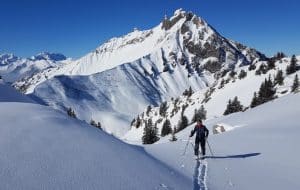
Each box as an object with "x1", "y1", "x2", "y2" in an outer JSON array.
[{"x1": 194, "y1": 138, "x2": 206, "y2": 156}]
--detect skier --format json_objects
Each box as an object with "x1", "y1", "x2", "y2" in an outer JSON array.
[{"x1": 190, "y1": 119, "x2": 209, "y2": 158}]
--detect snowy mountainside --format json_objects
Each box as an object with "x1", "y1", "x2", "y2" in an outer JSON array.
[
  {"x1": 0, "y1": 52, "x2": 69, "y2": 83},
  {"x1": 30, "y1": 57, "x2": 213, "y2": 136},
  {"x1": 125, "y1": 55, "x2": 300, "y2": 143},
  {"x1": 0, "y1": 81, "x2": 191, "y2": 190},
  {"x1": 13, "y1": 9, "x2": 266, "y2": 137},
  {"x1": 14, "y1": 9, "x2": 265, "y2": 94},
  {"x1": 145, "y1": 93, "x2": 300, "y2": 190}
]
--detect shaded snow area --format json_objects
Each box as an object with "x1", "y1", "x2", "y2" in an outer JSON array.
[
  {"x1": 0, "y1": 83, "x2": 191, "y2": 190},
  {"x1": 145, "y1": 93, "x2": 300, "y2": 190},
  {"x1": 0, "y1": 80, "x2": 34, "y2": 103}
]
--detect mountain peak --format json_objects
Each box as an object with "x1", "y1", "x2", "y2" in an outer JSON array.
[
  {"x1": 162, "y1": 9, "x2": 205, "y2": 31},
  {"x1": 31, "y1": 52, "x2": 67, "y2": 61},
  {"x1": 0, "y1": 53, "x2": 19, "y2": 65}
]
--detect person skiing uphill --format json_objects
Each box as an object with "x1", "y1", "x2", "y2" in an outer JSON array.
[{"x1": 190, "y1": 119, "x2": 209, "y2": 157}]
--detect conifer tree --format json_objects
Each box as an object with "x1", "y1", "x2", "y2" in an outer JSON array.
[
  {"x1": 258, "y1": 76, "x2": 275, "y2": 104},
  {"x1": 177, "y1": 115, "x2": 189, "y2": 132},
  {"x1": 229, "y1": 70, "x2": 236, "y2": 78},
  {"x1": 224, "y1": 97, "x2": 243, "y2": 115},
  {"x1": 135, "y1": 116, "x2": 141, "y2": 128},
  {"x1": 238, "y1": 69, "x2": 247, "y2": 79},
  {"x1": 192, "y1": 105, "x2": 207, "y2": 122},
  {"x1": 219, "y1": 78, "x2": 225, "y2": 89},
  {"x1": 267, "y1": 59, "x2": 276, "y2": 70},
  {"x1": 90, "y1": 119, "x2": 96, "y2": 126},
  {"x1": 142, "y1": 119, "x2": 159, "y2": 144},
  {"x1": 250, "y1": 92, "x2": 259, "y2": 108},
  {"x1": 97, "y1": 122, "x2": 102, "y2": 129},
  {"x1": 146, "y1": 105, "x2": 152, "y2": 116},
  {"x1": 161, "y1": 119, "x2": 172, "y2": 137},
  {"x1": 67, "y1": 107, "x2": 77, "y2": 118},
  {"x1": 292, "y1": 74, "x2": 299, "y2": 92},
  {"x1": 170, "y1": 127, "x2": 177, "y2": 142},
  {"x1": 159, "y1": 101, "x2": 168, "y2": 117},
  {"x1": 248, "y1": 64, "x2": 256, "y2": 71},
  {"x1": 251, "y1": 77, "x2": 276, "y2": 108},
  {"x1": 274, "y1": 70, "x2": 284, "y2": 85},
  {"x1": 286, "y1": 55, "x2": 298, "y2": 75}
]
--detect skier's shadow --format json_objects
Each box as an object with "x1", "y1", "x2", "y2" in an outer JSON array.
[
  {"x1": 204, "y1": 152, "x2": 261, "y2": 159},
  {"x1": 193, "y1": 160, "x2": 206, "y2": 190}
]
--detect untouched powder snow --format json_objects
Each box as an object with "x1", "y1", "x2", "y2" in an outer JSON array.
[
  {"x1": 0, "y1": 82, "x2": 191, "y2": 190},
  {"x1": 145, "y1": 93, "x2": 300, "y2": 190}
]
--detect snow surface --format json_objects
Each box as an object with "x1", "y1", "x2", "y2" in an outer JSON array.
[
  {"x1": 0, "y1": 82, "x2": 191, "y2": 190},
  {"x1": 0, "y1": 80, "x2": 34, "y2": 103},
  {"x1": 145, "y1": 93, "x2": 300, "y2": 190}
]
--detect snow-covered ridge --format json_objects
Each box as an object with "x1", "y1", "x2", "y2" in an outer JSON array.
[
  {"x1": 30, "y1": 52, "x2": 67, "y2": 61},
  {"x1": 0, "y1": 52, "x2": 70, "y2": 83}
]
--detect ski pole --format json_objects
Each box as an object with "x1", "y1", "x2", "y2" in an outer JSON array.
[
  {"x1": 206, "y1": 139, "x2": 214, "y2": 157},
  {"x1": 181, "y1": 137, "x2": 191, "y2": 156}
]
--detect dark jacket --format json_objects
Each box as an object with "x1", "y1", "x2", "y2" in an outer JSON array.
[{"x1": 190, "y1": 124, "x2": 209, "y2": 140}]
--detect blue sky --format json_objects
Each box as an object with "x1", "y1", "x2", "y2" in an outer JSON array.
[{"x1": 1, "y1": 0, "x2": 299, "y2": 58}]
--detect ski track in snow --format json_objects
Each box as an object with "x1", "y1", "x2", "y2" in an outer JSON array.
[{"x1": 193, "y1": 160, "x2": 208, "y2": 190}]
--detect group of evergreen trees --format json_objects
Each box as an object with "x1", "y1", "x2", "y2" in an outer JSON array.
[
  {"x1": 177, "y1": 115, "x2": 189, "y2": 132},
  {"x1": 250, "y1": 76, "x2": 276, "y2": 108},
  {"x1": 274, "y1": 70, "x2": 284, "y2": 85},
  {"x1": 223, "y1": 97, "x2": 243, "y2": 115},
  {"x1": 161, "y1": 119, "x2": 172, "y2": 137},
  {"x1": 182, "y1": 86, "x2": 194, "y2": 97},
  {"x1": 238, "y1": 69, "x2": 247, "y2": 79},
  {"x1": 292, "y1": 74, "x2": 299, "y2": 92},
  {"x1": 90, "y1": 119, "x2": 102, "y2": 129},
  {"x1": 67, "y1": 107, "x2": 77, "y2": 118},
  {"x1": 142, "y1": 119, "x2": 159, "y2": 144},
  {"x1": 159, "y1": 101, "x2": 168, "y2": 117},
  {"x1": 142, "y1": 104, "x2": 208, "y2": 144},
  {"x1": 192, "y1": 105, "x2": 207, "y2": 122},
  {"x1": 286, "y1": 55, "x2": 299, "y2": 75}
]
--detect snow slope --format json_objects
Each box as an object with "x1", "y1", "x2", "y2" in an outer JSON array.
[
  {"x1": 145, "y1": 93, "x2": 300, "y2": 190},
  {"x1": 0, "y1": 82, "x2": 191, "y2": 190},
  {"x1": 0, "y1": 79, "x2": 34, "y2": 103}
]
